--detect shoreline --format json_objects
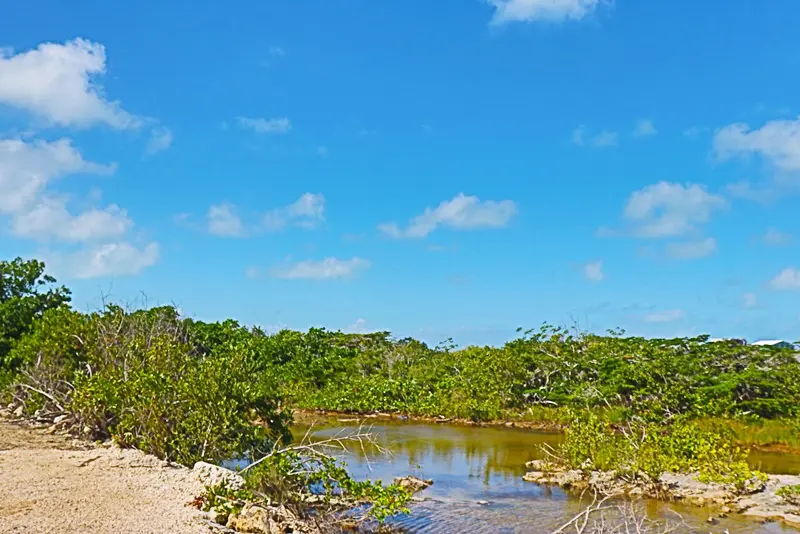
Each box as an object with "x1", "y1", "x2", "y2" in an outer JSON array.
[
  {"x1": 291, "y1": 408, "x2": 800, "y2": 454},
  {"x1": 523, "y1": 460, "x2": 800, "y2": 530}
]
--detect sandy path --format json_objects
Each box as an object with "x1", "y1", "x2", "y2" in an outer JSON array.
[{"x1": 0, "y1": 419, "x2": 222, "y2": 534}]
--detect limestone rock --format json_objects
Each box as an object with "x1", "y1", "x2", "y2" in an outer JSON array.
[
  {"x1": 193, "y1": 461, "x2": 245, "y2": 491},
  {"x1": 226, "y1": 503, "x2": 318, "y2": 534},
  {"x1": 394, "y1": 475, "x2": 433, "y2": 493}
]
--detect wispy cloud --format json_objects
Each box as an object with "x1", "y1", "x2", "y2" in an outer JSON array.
[
  {"x1": 379, "y1": 193, "x2": 517, "y2": 239},
  {"x1": 144, "y1": 126, "x2": 173, "y2": 157},
  {"x1": 583, "y1": 260, "x2": 604, "y2": 282},
  {"x1": 761, "y1": 228, "x2": 792, "y2": 246},
  {"x1": 643, "y1": 309, "x2": 685, "y2": 323},
  {"x1": 202, "y1": 194, "x2": 326, "y2": 237},
  {"x1": 743, "y1": 293, "x2": 758, "y2": 309},
  {"x1": 634, "y1": 119, "x2": 657, "y2": 138},
  {"x1": 271, "y1": 257, "x2": 371, "y2": 280},
  {"x1": 665, "y1": 237, "x2": 717, "y2": 259},
  {"x1": 236, "y1": 116, "x2": 291, "y2": 134},
  {"x1": 572, "y1": 125, "x2": 618, "y2": 148},
  {"x1": 488, "y1": 0, "x2": 602, "y2": 24}
]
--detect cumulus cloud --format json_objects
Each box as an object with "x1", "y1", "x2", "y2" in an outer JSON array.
[
  {"x1": 62, "y1": 242, "x2": 160, "y2": 279},
  {"x1": 621, "y1": 181, "x2": 727, "y2": 238},
  {"x1": 643, "y1": 309, "x2": 685, "y2": 323},
  {"x1": 0, "y1": 39, "x2": 140, "y2": 129},
  {"x1": 714, "y1": 117, "x2": 800, "y2": 172},
  {"x1": 488, "y1": 0, "x2": 601, "y2": 24},
  {"x1": 236, "y1": 116, "x2": 291, "y2": 134},
  {"x1": 0, "y1": 137, "x2": 115, "y2": 214},
  {"x1": 271, "y1": 257, "x2": 370, "y2": 280},
  {"x1": 207, "y1": 203, "x2": 245, "y2": 237},
  {"x1": 11, "y1": 196, "x2": 132, "y2": 242},
  {"x1": 770, "y1": 267, "x2": 800, "y2": 291},
  {"x1": 634, "y1": 119, "x2": 657, "y2": 137},
  {"x1": 583, "y1": 261, "x2": 604, "y2": 282},
  {"x1": 379, "y1": 193, "x2": 517, "y2": 239},
  {"x1": 665, "y1": 237, "x2": 717, "y2": 259}
]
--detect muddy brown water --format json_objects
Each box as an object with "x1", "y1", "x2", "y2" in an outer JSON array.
[{"x1": 236, "y1": 419, "x2": 800, "y2": 533}]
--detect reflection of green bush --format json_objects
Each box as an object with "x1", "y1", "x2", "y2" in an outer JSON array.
[{"x1": 559, "y1": 411, "x2": 766, "y2": 491}]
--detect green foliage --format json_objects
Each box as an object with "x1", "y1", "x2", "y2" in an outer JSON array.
[
  {"x1": 194, "y1": 479, "x2": 254, "y2": 519},
  {"x1": 557, "y1": 411, "x2": 765, "y2": 492},
  {"x1": 8, "y1": 304, "x2": 291, "y2": 465},
  {"x1": 0, "y1": 258, "x2": 70, "y2": 374},
  {"x1": 776, "y1": 484, "x2": 800, "y2": 506},
  {"x1": 244, "y1": 450, "x2": 412, "y2": 522}
]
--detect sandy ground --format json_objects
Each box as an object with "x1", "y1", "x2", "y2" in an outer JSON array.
[{"x1": 0, "y1": 418, "x2": 223, "y2": 534}]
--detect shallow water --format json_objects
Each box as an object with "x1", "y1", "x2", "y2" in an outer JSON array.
[{"x1": 240, "y1": 419, "x2": 800, "y2": 533}]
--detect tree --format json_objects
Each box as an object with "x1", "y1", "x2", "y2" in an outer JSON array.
[{"x1": 0, "y1": 258, "x2": 71, "y2": 369}]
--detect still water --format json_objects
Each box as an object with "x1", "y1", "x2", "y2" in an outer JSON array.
[{"x1": 267, "y1": 418, "x2": 800, "y2": 533}]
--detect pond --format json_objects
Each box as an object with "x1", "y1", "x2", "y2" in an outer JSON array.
[{"x1": 238, "y1": 417, "x2": 800, "y2": 533}]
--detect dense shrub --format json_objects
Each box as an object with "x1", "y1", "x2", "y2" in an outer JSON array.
[
  {"x1": 8, "y1": 305, "x2": 291, "y2": 465},
  {"x1": 558, "y1": 411, "x2": 764, "y2": 491}
]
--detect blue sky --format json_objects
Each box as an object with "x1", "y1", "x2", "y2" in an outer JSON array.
[{"x1": 1, "y1": 0, "x2": 799, "y2": 346}]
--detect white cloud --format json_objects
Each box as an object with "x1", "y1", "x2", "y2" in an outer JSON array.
[
  {"x1": 743, "y1": 293, "x2": 758, "y2": 309},
  {"x1": 236, "y1": 116, "x2": 291, "y2": 134},
  {"x1": 204, "y1": 194, "x2": 326, "y2": 237},
  {"x1": 683, "y1": 126, "x2": 707, "y2": 138},
  {"x1": 488, "y1": 0, "x2": 601, "y2": 24},
  {"x1": 145, "y1": 126, "x2": 173, "y2": 156},
  {"x1": 622, "y1": 181, "x2": 727, "y2": 238},
  {"x1": 271, "y1": 257, "x2": 370, "y2": 280},
  {"x1": 11, "y1": 196, "x2": 132, "y2": 242},
  {"x1": 269, "y1": 46, "x2": 285, "y2": 57},
  {"x1": 583, "y1": 261, "x2": 604, "y2": 282},
  {"x1": 208, "y1": 203, "x2": 245, "y2": 237},
  {"x1": 379, "y1": 193, "x2": 518, "y2": 239},
  {"x1": 347, "y1": 318, "x2": 368, "y2": 333},
  {"x1": 592, "y1": 131, "x2": 618, "y2": 148},
  {"x1": 770, "y1": 267, "x2": 800, "y2": 291},
  {"x1": 572, "y1": 125, "x2": 586, "y2": 146},
  {"x1": 725, "y1": 180, "x2": 777, "y2": 204},
  {"x1": 0, "y1": 137, "x2": 115, "y2": 214},
  {"x1": 634, "y1": 119, "x2": 657, "y2": 137},
  {"x1": 762, "y1": 228, "x2": 791, "y2": 246},
  {"x1": 316, "y1": 146, "x2": 329, "y2": 158},
  {"x1": 0, "y1": 39, "x2": 140, "y2": 129},
  {"x1": 66, "y1": 242, "x2": 160, "y2": 279},
  {"x1": 714, "y1": 117, "x2": 800, "y2": 171},
  {"x1": 665, "y1": 237, "x2": 717, "y2": 259},
  {"x1": 572, "y1": 126, "x2": 618, "y2": 148},
  {"x1": 245, "y1": 266, "x2": 260, "y2": 279},
  {"x1": 263, "y1": 193, "x2": 326, "y2": 231},
  {"x1": 644, "y1": 309, "x2": 685, "y2": 323}
]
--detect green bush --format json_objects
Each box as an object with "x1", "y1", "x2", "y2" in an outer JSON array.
[
  {"x1": 557, "y1": 411, "x2": 764, "y2": 491},
  {"x1": 8, "y1": 304, "x2": 291, "y2": 465}
]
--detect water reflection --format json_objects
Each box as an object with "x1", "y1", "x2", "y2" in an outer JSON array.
[{"x1": 291, "y1": 418, "x2": 796, "y2": 533}]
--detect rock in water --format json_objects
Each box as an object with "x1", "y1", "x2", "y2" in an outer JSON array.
[
  {"x1": 193, "y1": 461, "x2": 245, "y2": 491},
  {"x1": 394, "y1": 476, "x2": 433, "y2": 493}
]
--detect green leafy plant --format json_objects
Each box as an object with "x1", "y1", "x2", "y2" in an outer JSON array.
[{"x1": 776, "y1": 484, "x2": 800, "y2": 506}]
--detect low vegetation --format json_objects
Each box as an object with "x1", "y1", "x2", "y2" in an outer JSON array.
[
  {"x1": 556, "y1": 411, "x2": 766, "y2": 490},
  {"x1": 2, "y1": 257, "x2": 800, "y2": 526}
]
